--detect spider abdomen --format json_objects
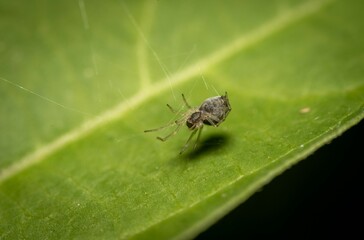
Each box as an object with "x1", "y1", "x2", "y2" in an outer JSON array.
[{"x1": 199, "y1": 95, "x2": 231, "y2": 126}]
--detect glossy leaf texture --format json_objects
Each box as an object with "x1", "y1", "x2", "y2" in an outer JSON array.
[{"x1": 1, "y1": 0, "x2": 364, "y2": 239}]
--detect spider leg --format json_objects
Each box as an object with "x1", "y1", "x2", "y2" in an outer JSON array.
[
  {"x1": 179, "y1": 128, "x2": 198, "y2": 154},
  {"x1": 156, "y1": 123, "x2": 182, "y2": 142},
  {"x1": 224, "y1": 92, "x2": 232, "y2": 111},
  {"x1": 205, "y1": 114, "x2": 222, "y2": 127},
  {"x1": 144, "y1": 122, "x2": 175, "y2": 133},
  {"x1": 181, "y1": 94, "x2": 192, "y2": 109},
  {"x1": 144, "y1": 117, "x2": 183, "y2": 133},
  {"x1": 205, "y1": 118, "x2": 218, "y2": 127},
  {"x1": 166, "y1": 104, "x2": 177, "y2": 113},
  {"x1": 193, "y1": 126, "x2": 203, "y2": 149}
]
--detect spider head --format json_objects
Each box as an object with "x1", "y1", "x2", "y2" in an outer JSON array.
[{"x1": 186, "y1": 111, "x2": 202, "y2": 130}]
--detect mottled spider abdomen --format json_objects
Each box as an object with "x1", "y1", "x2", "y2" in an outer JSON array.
[{"x1": 199, "y1": 93, "x2": 231, "y2": 126}]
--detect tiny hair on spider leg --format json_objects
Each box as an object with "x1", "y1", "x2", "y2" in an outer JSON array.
[{"x1": 144, "y1": 92, "x2": 231, "y2": 154}]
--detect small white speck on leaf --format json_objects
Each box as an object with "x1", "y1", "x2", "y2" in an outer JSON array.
[{"x1": 300, "y1": 107, "x2": 311, "y2": 114}]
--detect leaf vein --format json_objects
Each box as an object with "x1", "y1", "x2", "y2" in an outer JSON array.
[{"x1": 0, "y1": 0, "x2": 333, "y2": 184}]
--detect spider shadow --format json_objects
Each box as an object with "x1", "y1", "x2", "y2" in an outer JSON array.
[{"x1": 183, "y1": 133, "x2": 231, "y2": 160}]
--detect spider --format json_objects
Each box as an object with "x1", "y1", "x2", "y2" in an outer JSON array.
[{"x1": 144, "y1": 92, "x2": 231, "y2": 154}]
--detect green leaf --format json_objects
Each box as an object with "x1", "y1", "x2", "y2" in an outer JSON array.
[{"x1": 1, "y1": 0, "x2": 364, "y2": 239}]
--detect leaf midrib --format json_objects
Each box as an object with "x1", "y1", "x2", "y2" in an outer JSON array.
[{"x1": 0, "y1": 0, "x2": 333, "y2": 184}]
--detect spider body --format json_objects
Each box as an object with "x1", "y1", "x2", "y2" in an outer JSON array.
[
  {"x1": 187, "y1": 94, "x2": 231, "y2": 129},
  {"x1": 145, "y1": 92, "x2": 231, "y2": 154}
]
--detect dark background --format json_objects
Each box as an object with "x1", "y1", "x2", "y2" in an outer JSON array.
[{"x1": 197, "y1": 119, "x2": 363, "y2": 239}]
